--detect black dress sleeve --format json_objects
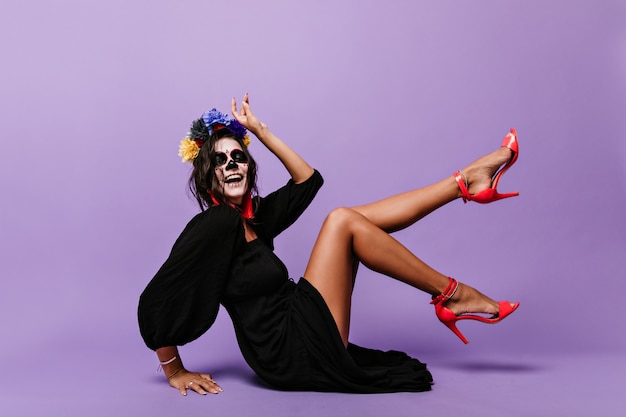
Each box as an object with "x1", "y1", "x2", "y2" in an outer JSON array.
[
  {"x1": 138, "y1": 205, "x2": 245, "y2": 350},
  {"x1": 254, "y1": 170, "x2": 323, "y2": 242}
]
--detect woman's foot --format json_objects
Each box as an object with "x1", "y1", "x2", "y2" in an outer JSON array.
[
  {"x1": 442, "y1": 282, "x2": 502, "y2": 317},
  {"x1": 458, "y1": 146, "x2": 515, "y2": 199},
  {"x1": 454, "y1": 128, "x2": 520, "y2": 204}
]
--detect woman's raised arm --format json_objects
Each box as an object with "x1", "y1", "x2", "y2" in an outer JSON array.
[{"x1": 231, "y1": 93, "x2": 314, "y2": 184}]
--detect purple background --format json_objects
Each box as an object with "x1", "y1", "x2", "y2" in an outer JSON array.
[{"x1": 2, "y1": 0, "x2": 625, "y2": 416}]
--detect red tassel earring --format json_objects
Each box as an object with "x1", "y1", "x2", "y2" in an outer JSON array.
[
  {"x1": 241, "y1": 190, "x2": 254, "y2": 220},
  {"x1": 208, "y1": 191, "x2": 220, "y2": 206}
]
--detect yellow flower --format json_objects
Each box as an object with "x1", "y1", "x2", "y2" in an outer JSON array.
[
  {"x1": 178, "y1": 137, "x2": 200, "y2": 163},
  {"x1": 243, "y1": 134, "x2": 251, "y2": 147}
]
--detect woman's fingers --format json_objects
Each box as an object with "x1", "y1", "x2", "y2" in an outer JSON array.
[
  {"x1": 182, "y1": 374, "x2": 222, "y2": 395},
  {"x1": 170, "y1": 370, "x2": 222, "y2": 396},
  {"x1": 231, "y1": 96, "x2": 240, "y2": 119},
  {"x1": 202, "y1": 374, "x2": 223, "y2": 393},
  {"x1": 232, "y1": 94, "x2": 249, "y2": 116},
  {"x1": 243, "y1": 92, "x2": 250, "y2": 111},
  {"x1": 186, "y1": 380, "x2": 208, "y2": 395},
  {"x1": 233, "y1": 93, "x2": 251, "y2": 115}
]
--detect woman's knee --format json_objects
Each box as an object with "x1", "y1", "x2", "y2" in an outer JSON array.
[{"x1": 323, "y1": 207, "x2": 363, "y2": 230}]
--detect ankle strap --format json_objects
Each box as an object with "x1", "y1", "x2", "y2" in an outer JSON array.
[
  {"x1": 454, "y1": 171, "x2": 469, "y2": 204},
  {"x1": 430, "y1": 277, "x2": 459, "y2": 305}
]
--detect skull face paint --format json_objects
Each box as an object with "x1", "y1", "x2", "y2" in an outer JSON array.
[{"x1": 213, "y1": 138, "x2": 249, "y2": 205}]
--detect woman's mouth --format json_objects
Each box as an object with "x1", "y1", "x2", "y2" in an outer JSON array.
[{"x1": 224, "y1": 174, "x2": 244, "y2": 187}]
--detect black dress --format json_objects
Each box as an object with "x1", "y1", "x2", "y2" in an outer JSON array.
[{"x1": 138, "y1": 170, "x2": 433, "y2": 393}]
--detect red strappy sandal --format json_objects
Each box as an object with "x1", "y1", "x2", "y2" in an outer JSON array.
[
  {"x1": 431, "y1": 277, "x2": 520, "y2": 344},
  {"x1": 454, "y1": 128, "x2": 520, "y2": 204}
]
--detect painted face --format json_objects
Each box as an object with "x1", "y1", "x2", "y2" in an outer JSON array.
[{"x1": 213, "y1": 138, "x2": 249, "y2": 205}]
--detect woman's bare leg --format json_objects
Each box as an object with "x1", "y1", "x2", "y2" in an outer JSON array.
[
  {"x1": 352, "y1": 146, "x2": 515, "y2": 232},
  {"x1": 304, "y1": 144, "x2": 516, "y2": 346},
  {"x1": 303, "y1": 207, "x2": 500, "y2": 346}
]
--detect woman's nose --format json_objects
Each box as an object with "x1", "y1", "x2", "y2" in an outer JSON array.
[{"x1": 225, "y1": 159, "x2": 238, "y2": 170}]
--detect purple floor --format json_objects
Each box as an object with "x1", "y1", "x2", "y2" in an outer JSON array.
[
  {"x1": 2, "y1": 339, "x2": 624, "y2": 416},
  {"x1": 3, "y1": 283, "x2": 625, "y2": 417}
]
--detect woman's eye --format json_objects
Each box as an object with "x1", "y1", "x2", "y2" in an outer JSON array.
[
  {"x1": 232, "y1": 150, "x2": 248, "y2": 163},
  {"x1": 213, "y1": 154, "x2": 227, "y2": 166}
]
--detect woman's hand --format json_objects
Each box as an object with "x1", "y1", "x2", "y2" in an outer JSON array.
[
  {"x1": 231, "y1": 93, "x2": 267, "y2": 135},
  {"x1": 168, "y1": 368, "x2": 223, "y2": 396}
]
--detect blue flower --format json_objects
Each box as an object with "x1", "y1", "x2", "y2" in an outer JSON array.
[
  {"x1": 201, "y1": 108, "x2": 230, "y2": 134},
  {"x1": 198, "y1": 107, "x2": 249, "y2": 145}
]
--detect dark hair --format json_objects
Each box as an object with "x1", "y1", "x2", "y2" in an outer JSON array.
[{"x1": 188, "y1": 129, "x2": 259, "y2": 212}]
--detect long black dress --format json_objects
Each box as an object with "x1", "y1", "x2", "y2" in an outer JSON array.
[{"x1": 138, "y1": 170, "x2": 433, "y2": 392}]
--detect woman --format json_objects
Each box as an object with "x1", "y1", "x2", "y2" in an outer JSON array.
[{"x1": 138, "y1": 94, "x2": 520, "y2": 395}]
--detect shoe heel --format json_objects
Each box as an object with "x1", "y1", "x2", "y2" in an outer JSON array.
[
  {"x1": 443, "y1": 320, "x2": 470, "y2": 344},
  {"x1": 495, "y1": 191, "x2": 519, "y2": 200}
]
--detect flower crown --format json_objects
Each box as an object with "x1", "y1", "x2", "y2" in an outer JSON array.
[{"x1": 178, "y1": 108, "x2": 251, "y2": 163}]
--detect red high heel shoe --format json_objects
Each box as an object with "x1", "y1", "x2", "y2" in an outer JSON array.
[
  {"x1": 454, "y1": 128, "x2": 519, "y2": 204},
  {"x1": 431, "y1": 278, "x2": 520, "y2": 344}
]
